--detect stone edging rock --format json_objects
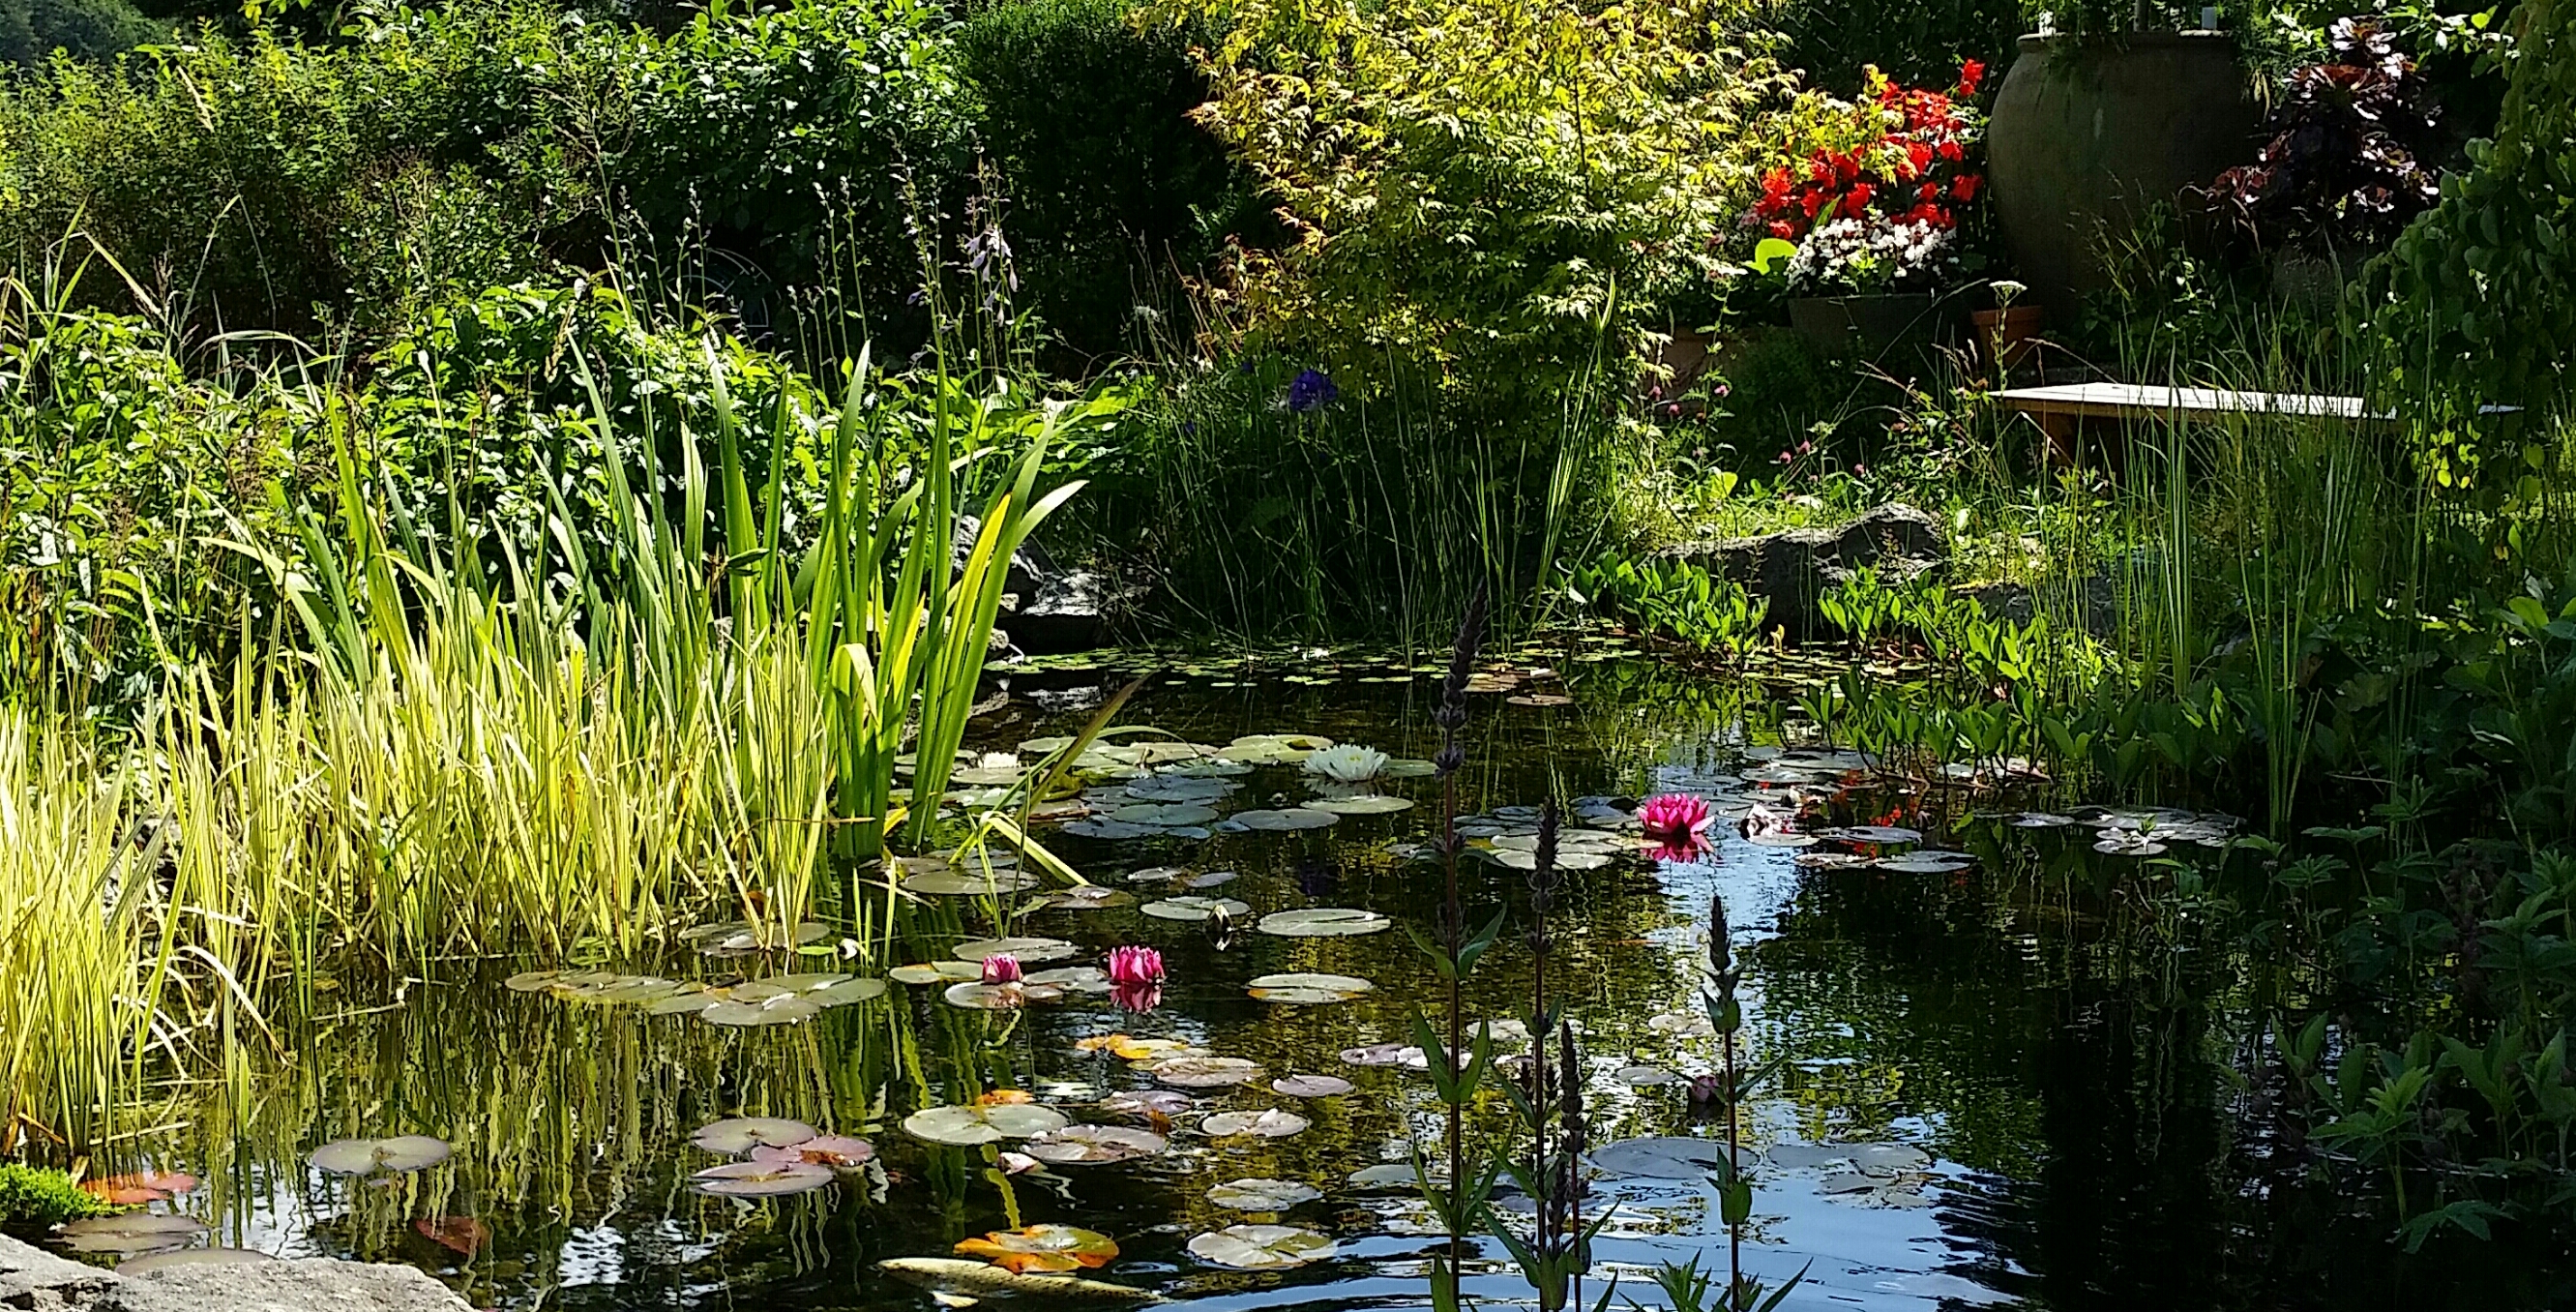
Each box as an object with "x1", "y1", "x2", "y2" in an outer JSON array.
[{"x1": 2, "y1": 1234, "x2": 471, "y2": 1312}]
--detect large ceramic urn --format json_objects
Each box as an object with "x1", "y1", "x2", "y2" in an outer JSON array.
[{"x1": 1986, "y1": 32, "x2": 2260, "y2": 322}]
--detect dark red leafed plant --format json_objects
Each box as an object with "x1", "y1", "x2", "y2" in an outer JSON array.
[{"x1": 2207, "y1": 18, "x2": 2442, "y2": 253}]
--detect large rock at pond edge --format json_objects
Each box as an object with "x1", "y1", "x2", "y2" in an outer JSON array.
[
  {"x1": 0, "y1": 1235, "x2": 471, "y2": 1312},
  {"x1": 1653, "y1": 504, "x2": 1945, "y2": 640},
  {"x1": 952, "y1": 517, "x2": 1114, "y2": 655}
]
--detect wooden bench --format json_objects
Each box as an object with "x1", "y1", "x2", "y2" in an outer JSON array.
[{"x1": 1995, "y1": 382, "x2": 2515, "y2": 463}]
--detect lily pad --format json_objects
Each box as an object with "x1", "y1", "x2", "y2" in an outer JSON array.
[
  {"x1": 1187, "y1": 1224, "x2": 1338, "y2": 1270},
  {"x1": 311, "y1": 1135, "x2": 451, "y2": 1177},
  {"x1": 702, "y1": 995, "x2": 820, "y2": 1026},
  {"x1": 690, "y1": 1160, "x2": 835, "y2": 1198},
  {"x1": 1100, "y1": 1088, "x2": 1193, "y2": 1118},
  {"x1": 691, "y1": 1118, "x2": 817, "y2": 1155},
  {"x1": 504, "y1": 970, "x2": 562, "y2": 993},
  {"x1": 1247, "y1": 972, "x2": 1375, "y2": 1004},
  {"x1": 1588, "y1": 1136, "x2": 1736, "y2": 1179},
  {"x1": 1022, "y1": 1124, "x2": 1169, "y2": 1165},
  {"x1": 729, "y1": 972, "x2": 851, "y2": 1002},
  {"x1": 955, "y1": 1225, "x2": 1121, "y2": 1273},
  {"x1": 1036, "y1": 886, "x2": 1137, "y2": 911},
  {"x1": 902, "y1": 870, "x2": 1045, "y2": 896},
  {"x1": 1152, "y1": 1056, "x2": 1266, "y2": 1088},
  {"x1": 1307, "y1": 794, "x2": 1414, "y2": 816},
  {"x1": 1140, "y1": 896, "x2": 1251, "y2": 922},
  {"x1": 812, "y1": 977, "x2": 890, "y2": 1006},
  {"x1": 1823, "y1": 825, "x2": 1923, "y2": 844},
  {"x1": 903, "y1": 1103, "x2": 1071, "y2": 1146},
  {"x1": 115, "y1": 1248, "x2": 274, "y2": 1273},
  {"x1": 1272, "y1": 1074, "x2": 1354, "y2": 1097},
  {"x1": 942, "y1": 981, "x2": 1065, "y2": 1009},
  {"x1": 55, "y1": 1214, "x2": 210, "y2": 1256},
  {"x1": 953, "y1": 937, "x2": 1080, "y2": 964},
  {"x1": 1202, "y1": 1109, "x2": 1310, "y2": 1139},
  {"x1": 1256, "y1": 909, "x2": 1391, "y2": 938},
  {"x1": 1232, "y1": 808, "x2": 1341, "y2": 831},
  {"x1": 1488, "y1": 848, "x2": 1614, "y2": 871},
  {"x1": 1617, "y1": 1064, "x2": 1682, "y2": 1086},
  {"x1": 1877, "y1": 855, "x2": 1974, "y2": 874},
  {"x1": 1108, "y1": 803, "x2": 1221, "y2": 826},
  {"x1": 1339, "y1": 1043, "x2": 1428, "y2": 1069},
  {"x1": 1207, "y1": 1178, "x2": 1323, "y2": 1210},
  {"x1": 1025, "y1": 967, "x2": 1111, "y2": 993},
  {"x1": 1348, "y1": 1163, "x2": 1439, "y2": 1189},
  {"x1": 890, "y1": 961, "x2": 986, "y2": 985}
]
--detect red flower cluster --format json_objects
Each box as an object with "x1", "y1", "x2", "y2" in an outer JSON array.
[{"x1": 1750, "y1": 63, "x2": 1989, "y2": 243}]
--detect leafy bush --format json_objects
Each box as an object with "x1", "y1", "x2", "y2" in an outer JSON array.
[
  {"x1": 2370, "y1": 0, "x2": 2576, "y2": 418},
  {"x1": 0, "y1": 0, "x2": 160, "y2": 66},
  {"x1": 1569, "y1": 552, "x2": 1770, "y2": 658},
  {"x1": 959, "y1": 0, "x2": 1267, "y2": 362},
  {"x1": 1764, "y1": 0, "x2": 2017, "y2": 96},
  {"x1": 2207, "y1": 18, "x2": 2443, "y2": 255},
  {"x1": 0, "y1": 1164, "x2": 115, "y2": 1233},
  {"x1": 1159, "y1": 0, "x2": 1791, "y2": 404}
]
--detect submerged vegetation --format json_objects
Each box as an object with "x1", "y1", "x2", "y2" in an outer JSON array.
[{"x1": 0, "y1": 0, "x2": 2572, "y2": 1300}]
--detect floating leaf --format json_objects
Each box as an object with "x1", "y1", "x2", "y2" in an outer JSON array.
[
  {"x1": 503, "y1": 970, "x2": 561, "y2": 993},
  {"x1": 730, "y1": 972, "x2": 851, "y2": 1002},
  {"x1": 1271, "y1": 1074, "x2": 1353, "y2": 1097},
  {"x1": 691, "y1": 1118, "x2": 817, "y2": 1155},
  {"x1": 1207, "y1": 1178, "x2": 1322, "y2": 1210},
  {"x1": 943, "y1": 981, "x2": 1065, "y2": 1010},
  {"x1": 115, "y1": 1248, "x2": 272, "y2": 1273},
  {"x1": 1339, "y1": 1043, "x2": 1426, "y2": 1068},
  {"x1": 1587, "y1": 1136, "x2": 1734, "y2": 1179},
  {"x1": 955, "y1": 1225, "x2": 1121, "y2": 1273},
  {"x1": 691, "y1": 1160, "x2": 835, "y2": 1197},
  {"x1": 702, "y1": 995, "x2": 820, "y2": 1027},
  {"x1": 413, "y1": 1216, "x2": 492, "y2": 1256},
  {"x1": 311, "y1": 1136, "x2": 451, "y2": 1177},
  {"x1": 1307, "y1": 794, "x2": 1413, "y2": 816},
  {"x1": 1036, "y1": 886, "x2": 1136, "y2": 911},
  {"x1": 1257, "y1": 909, "x2": 1390, "y2": 938},
  {"x1": 761, "y1": 1135, "x2": 873, "y2": 1168},
  {"x1": 1152, "y1": 1056, "x2": 1265, "y2": 1088},
  {"x1": 812, "y1": 977, "x2": 890, "y2": 1006},
  {"x1": 56, "y1": 1214, "x2": 209, "y2": 1256},
  {"x1": 1187, "y1": 1224, "x2": 1337, "y2": 1270},
  {"x1": 1877, "y1": 855, "x2": 1973, "y2": 874},
  {"x1": 1347, "y1": 1163, "x2": 1437, "y2": 1189},
  {"x1": 891, "y1": 961, "x2": 986, "y2": 985},
  {"x1": 1099, "y1": 1088, "x2": 1192, "y2": 1118},
  {"x1": 902, "y1": 870, "x2": 1045, "y2": 896},
  {"x1": 1231, "y1": 808, "x2": 1341, "y2": 831},
  {"x1": 1647, "y1": 1012, "x2": 1716, "y2": 1038},
  {"x1": 1022, "y1": 1125, "x2": 1169, "y2": 1165},
  {"x1": 954, "y1": 937, "x2": 1080, "y2": 964},
  {"x1": 1617, "y1": 1064, "x2": 1682, "y2": 1086},
  {"x1": 1082, "y1": 1034, "x2": 1204, "y2": 1062},
  {"x1": 1108, "y1": 803, "x2": 1221, "y2": 826},
  {"x1": 903, "y1": 1103, "x2": 1071, "y2": 1146},
  {"x1": 1024, "y1": 967, "x2": 1111, "y2": 993},
  {"x1": 1247, "y1": 972, "x2": 1375, "y2": 1004},
  {"x1": 1821, "y1": 825, "x2": 1923, "y2": 845},
  {"x1": 1202, "y1": 1109, "x2": 1310, "y2": 1139},
  {"x1": 1140, "y1": 896, "x2": 1250, "y2": 922}
]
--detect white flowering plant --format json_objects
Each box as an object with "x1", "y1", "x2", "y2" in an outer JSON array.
[{"x1": 1776, "y1": 216, "x2": 1964, "y2": 294}]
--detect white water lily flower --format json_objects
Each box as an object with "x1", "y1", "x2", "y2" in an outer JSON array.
[{"x1": 1301, "y1": 744, "x2": 1389, "y2": 783}]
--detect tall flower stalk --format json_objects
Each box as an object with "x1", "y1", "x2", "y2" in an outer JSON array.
[
  {"x1": 1700, "y1": 892, "x2": 1806, "y2": 1312},
  {"x1": 1489, "y1": 801, "x2": 1609, "y2": 1311},
  {"x1": 1412, "y1": 582, "x2": 1503, "y2": 1311}
]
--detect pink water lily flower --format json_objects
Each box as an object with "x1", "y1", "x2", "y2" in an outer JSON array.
[
  {"x1": 981, "y1": 954, "x2": 1024, "y2": 985},
  {"x1": 1107, "y1": 945, "x2": 1165, "y2": 988},
  {"x1": 1638, "y1": 793, "x2": 1714, "y2": 843}
]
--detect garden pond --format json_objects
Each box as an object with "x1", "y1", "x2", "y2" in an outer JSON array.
[{"x1": 48, "y1": 651, "x2": 2571, "y2": 1309}]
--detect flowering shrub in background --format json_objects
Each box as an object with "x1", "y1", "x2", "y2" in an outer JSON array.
[{"x1": 1741, "y1": 63, "x2": 1990, "y2": 294}]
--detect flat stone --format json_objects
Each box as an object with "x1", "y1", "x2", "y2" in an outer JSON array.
[{"x1": 0, "y1": 1236, "x2": 470, "y2": 1312}]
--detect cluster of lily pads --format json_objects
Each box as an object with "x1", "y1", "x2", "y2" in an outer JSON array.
[
  {"x1": 686, "y1": 1118, "x2": 875, "y2": 1198},
  {"x1": 503, "y1": 967, "x2": 886, "y2": 1027},
  {"x1": 922, "y1": 731, "x2": 1439, "y2": 843},
  {"x1": 1997, "y1": 805, "x2": 2240, "y2": 855}
]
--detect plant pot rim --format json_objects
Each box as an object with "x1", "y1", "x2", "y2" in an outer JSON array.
[
  {"x1": 2015, "y1": 30, "x2": 2236, "y2": 53},
  {"x1": 1789, "y1": 291, "x2": 1938, "y2": 305}
]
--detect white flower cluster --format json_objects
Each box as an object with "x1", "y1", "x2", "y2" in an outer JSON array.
[{"x1": 1784, "y1": 217, "x2": 1955, "y2": 293}]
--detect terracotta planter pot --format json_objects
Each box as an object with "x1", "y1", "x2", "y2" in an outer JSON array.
[
  {"x1": 1987, "y1": 32, "x2": 2260, "y2": 323},
  {"x1": 1787, "y1": 293, "x2": 1938, "y2": 357},
  {"x1": 1972, "y1": 305, "x2": 2044, "y2": 370}
]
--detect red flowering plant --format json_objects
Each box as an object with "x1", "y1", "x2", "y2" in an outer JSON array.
[{"x1": 1739, "y1": 62, "x2": 1994, "y2": 295}]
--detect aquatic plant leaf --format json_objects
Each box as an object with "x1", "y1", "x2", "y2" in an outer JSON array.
[
  {"x1": 1876, "y1": 855, "x2": 1973, "y2": 874},
  {"x1": 955, "y1": 1224, "x2": 1121, "y2": 1273},
  {"x1": 1488, "y1": 848, "x2": 1614, "y2": 870},
  {"x1": 953, "y1": 937, "x2": 1079, "y2": 964},
  {"x1": 1338, "y1": 1043, "x2": 1426, "y2": 1068},
  {"x1": 1022, "y1": 1125, "x2": 1168, "y2": 1165},
  {"x1": 1186, "y1": 1224, "x2": 1337, "y2": 1269},
  {"x1": 730, "y1": 973, "x2": 852, "y2": 1001},
  {"x1": 311, "y1": 1135, "x2": 451, "y2": 1177},
  {"x1": 1140, "y1": 896, "x2": 1250, "y2": 922},
  {"x1": 691, "y1": 1160, "x2": 835, "y2": 1197},
  {"x1": 1081, "y1": 1034, "x2": 1204, "y2": 1062},
  {"x1": 1744, "y1": 831, "x2": 1819, "y2": 849},
  {"x1": 1347, "y1": 1163, "x2": 1437, "y2": 1189},
  {"x1": 691, "y1": 1118, "x2": 817, "y2": 1155},
  {"x1": 903, "y1": 1103, "x2": 1070, "y2": 1146},
  {"x1": 1152, "y1": 1056, "x2": 1265, "y2": 1088},
  {"x1": 503, "y1": 970, "x2": 562, "y2": 993},
  {"x1": 55, "y1": 1213, "x2": 210, "y2": 1255},
  {"x1": 1821, "y1": 825, "x2": 1922, "y2": 844},
  {"x1": 1099, "y1": 1088, "x2": 1193, "y2": 1118},
  {"x1": 1023, "y1": 967, "x2": 1110, "y2": 993},
  {"x1": 2009, "y1": 812, "x2": 2078, "y2": 827},
  {"x1": 942, "y1": 981, "x2": 1066, "y2": 1009},
  {"x1": 702, "y1": 996, "x2": 820, "y2": 1026},
  {"x1": 115, "y1": 1247, "x2": 274, "y2": 1273},
  {"x1": 1183, "y1": 870, "x2": 1238, "y2": 888},
  {"x1": 1036, "y1": 886, "x2": 1136, "y2": 910},
  {"x1": 1793, "y1": 851, "x2": 1872, "y2": 870},
  {"x1": 890, "y1": 961, "x2": 986, "y2": 985},
  {"x1": 1207, "y1": 1178, "x2": 1322, "y2": 1210},
  {"x1": 1270, "y1": 1075, "x2": 1353, "y2": 1097},
  {"x1": 1108, "y1": 803, "x2": 1220, "y2": 826},
  {"x1": 1617, "y1": 1064, "x2": 1682, "y2": 1086},
  {"x1": 413, "y1": 1216, "x2": 492, "y2": 1256},
  {"x1": 1256, "y1": 909, "x2": 1390, "y2": 937},
  {"x1": 766, "y1": 1135, "x2": 873, "y2": 1168},
  {"x1": 812, "y1": 977, "x2": 890, "y2": 1005},
  {"x1": 1231, "y1": 807, "x2": 1341, "y2": 831},
  {"x1": 644, "y1": 986, "x2": 722, "y2": 1016},
  {"x1": 1247, "y1": 972, "x2": 1375, "y2": 1004},
  {"x1": 1202, "y1": 1109, "x2": 1310, "y2": 1139},
  {"x1": 1307, "y1": 794, "x2": 1413, "y2": 816},
  {"x1": 1647, "y1": 1011, "x2": 1716, "y2": 1038},
  {"x1": 902, "y1": 870, "x2": 1046, "y2": 896},
  {"x1": 1587, "y1": 1136, "x2": 1738, "y2": 1178}
]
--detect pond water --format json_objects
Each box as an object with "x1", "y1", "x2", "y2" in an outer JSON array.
[{"x1": 65, "y1": 656, "x2": 2564, "y2": 1308}]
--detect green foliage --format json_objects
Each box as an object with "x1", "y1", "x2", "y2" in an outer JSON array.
[
  {"x1": 958, "y1": 0, "x2": 1265, "y2": 361},
  {"x1": 1765, "y1": 0, "x2": 2017, "y2": 96},
  {"x1": 0, "y1": 1163, "x2": 114, "y2": 1231},
  {"x1": 1159, "y1": 0, "x2": 1791, "y2": 403},
  {"x1": 2370, "y1": 0, "x2": 2576, "y2": 420},
  {"x1": 1570, "y1": 553, "x2": 1769, "y2": 660},
  {"x1": 0, "y1": 0, "x2": 160, "y2": 66}
]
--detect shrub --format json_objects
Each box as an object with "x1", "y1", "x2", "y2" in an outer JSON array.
[
  {"x1": 0, "y1": 1164, "x2": 116, "y2": 1233},
  {"x1": 1158, "y1": 0, "x2": 1791, "y2": 405},
  {"x1": 959, "y1": 0, "x2": 1267, "y2": 362},
  {"x1": 0, "y1": 0, "x2": 160, "y2": 66},
  {"x1": 2207, "y1": 18, "x2": 2443, "y2": 256}
]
